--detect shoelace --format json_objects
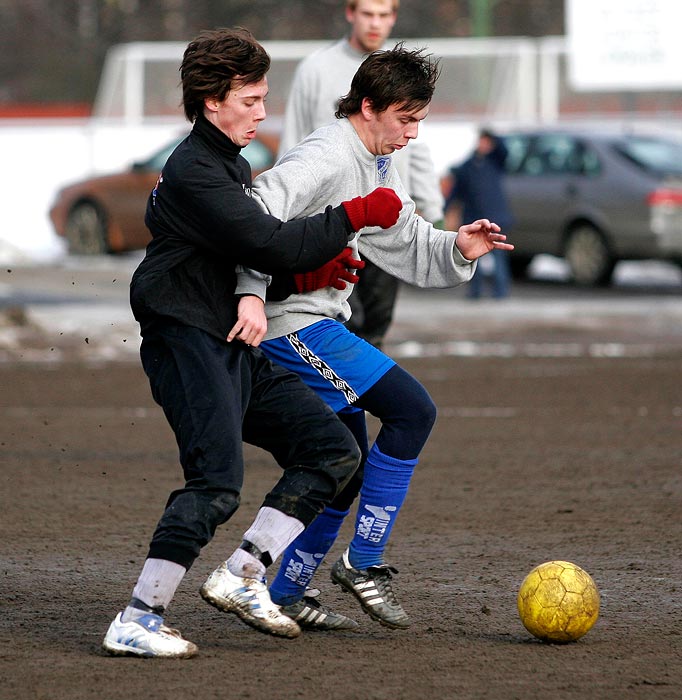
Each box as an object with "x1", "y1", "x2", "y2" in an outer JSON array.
[
  {"x1": 367, "y1": 565, "x2": 400, "y2": 605},
  {"x1": 300, "y1": 587, "x2": 325, "y2": 610},
  {"x1": 301, "y1": 595, "x2": 325, "y2": 611},
  {"x1": 159, "y1": 624, "x2": 184, "y2": 638}
]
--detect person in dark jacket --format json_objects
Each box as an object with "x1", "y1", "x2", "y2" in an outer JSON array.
[
  {"x1": 445, "y1": 128, "x2": 514, "y2": 298},
  {"x1": 102, "y1": 27, "x2": 402, "y2": 659}
]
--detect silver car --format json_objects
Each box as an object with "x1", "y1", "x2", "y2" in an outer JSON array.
[{"x1": 503, "y1": 129, "x2": 682, "y2": 285}]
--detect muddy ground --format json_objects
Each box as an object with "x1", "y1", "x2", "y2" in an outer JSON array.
[{"x1": 1, "y1": 341, "x2": 681, "y2": 699}]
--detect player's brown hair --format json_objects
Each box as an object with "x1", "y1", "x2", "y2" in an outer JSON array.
[
  {"x1": 335, "y1": 43, "x2": 439, "y2": 118},
  {"x1": 180, "y1": 27, "x2": 270, "y2": 122}
]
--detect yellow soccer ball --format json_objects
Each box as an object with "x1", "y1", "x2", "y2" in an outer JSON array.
[{"x1": 517, "y1": 560, "x2": 600, "y2": 643}]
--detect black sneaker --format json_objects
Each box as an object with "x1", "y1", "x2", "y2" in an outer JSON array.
[
  {"x1": 330, "y1": 549, "x2": 411, "y2": 629},
  {"x1": 279, "y1": 588, "x2": 359, "y2": 631}
]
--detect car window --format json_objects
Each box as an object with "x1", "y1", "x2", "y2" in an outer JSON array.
[
  {"x1": 520, "y1": 134, "x2": 586, "y2": 176},
  {"x1": 137, "y1": 134, "x2": 274, "y2": 174},
  {"x1": 147, "y1": 140, "x2": 183, "y2": 170},
  {"x1": 580, "y1": 145, "x2": 601, "y2": 176},
  {"x1": 503, "y1": 135, "x2": 532, "y2": 174},
  {"x1": 613, "y1": 137, "x2": 682, "y2": 176},
  {"x1": 241, "y1": 139, "x2": 274, "y2": 171}
]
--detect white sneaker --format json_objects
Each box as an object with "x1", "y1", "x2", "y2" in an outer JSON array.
[
  {"x1": 200, "y1": 563, "x2": 301, "y2": 638},
  {"x1": 102, "y1": 612, "x2": 198, "y2": 658}
]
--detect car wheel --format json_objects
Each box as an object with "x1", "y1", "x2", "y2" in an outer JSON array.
[
  {"x1": 564, "y1": 224, "x2": 615, "y2": 286},
  {"x1": 64, "y1": 202, "x2": 109, "y2": 255}
]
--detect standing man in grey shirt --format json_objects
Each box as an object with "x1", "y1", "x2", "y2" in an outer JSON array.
[{"x1": 279, "y1": 0, "x2": 445, "y2": 348}]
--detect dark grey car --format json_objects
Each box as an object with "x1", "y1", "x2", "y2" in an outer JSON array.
[{"x1": 502, "y1": 129, "x2": 682, "y2": 285}]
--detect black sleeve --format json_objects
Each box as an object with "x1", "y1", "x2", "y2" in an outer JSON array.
[
  {"x1": 166, "y1": 155, "x2": 355, "y2": 274},
  {"x1": 152, "y1": 142, "x2": 356, "y2": 274}
]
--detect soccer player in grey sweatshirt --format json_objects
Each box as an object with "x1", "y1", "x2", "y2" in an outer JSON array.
[{"x1": 237, "y1": 45, "x2": 513, "y2": 631}]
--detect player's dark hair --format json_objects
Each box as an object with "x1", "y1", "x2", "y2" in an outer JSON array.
[
  {"x1": 180, "y1": 27, "x2": 270, "y2": 122},
  {"x1": 335, "y1": 43, "x2": 440, "y2": 118}
]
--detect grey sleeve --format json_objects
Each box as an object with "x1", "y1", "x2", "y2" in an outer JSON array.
[
  {"x1": 278, "y1": 63, "x2": 314, "y2": 158},
  {"x1": 406, "y1": 141, "x2": 445, "y2": 224},
  {"x1": 235, "y1": 266, "x2": 270, "y2": 301}
]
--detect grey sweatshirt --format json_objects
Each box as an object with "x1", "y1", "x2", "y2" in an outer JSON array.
[
  {"x1": 279, "y1": 37, "x2": 444, "y2": 223},
  {"x1": 238, "y1": 118, "x2": 475, "y2": 341}
]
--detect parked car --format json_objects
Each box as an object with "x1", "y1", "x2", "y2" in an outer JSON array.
[
  {"x1": 444, "y1": 128, "x2": 682, "y2": 285},
  {"x1": 49, "y1": 131, "x2": 279, "y2": 255}
]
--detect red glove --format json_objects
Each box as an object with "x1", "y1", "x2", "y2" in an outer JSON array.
[
  {"x1": 294, "y1": 247, "x2": 366, "y2": 293},
  {"x1": 342, "y1": 187, "x2": 402, "y2": 231}
]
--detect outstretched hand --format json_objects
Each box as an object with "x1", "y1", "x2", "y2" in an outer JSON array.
[{"x1": 454, "y1": 219, "x2": 514, "y2": 261}]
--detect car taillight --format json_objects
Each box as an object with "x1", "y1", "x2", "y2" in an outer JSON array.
[
  {"x1": 647, "y1": 188, "x2": 682, "y2": 206},
  {"x1": 648, "y1": 186, "x2": 682, "y2": 240}
]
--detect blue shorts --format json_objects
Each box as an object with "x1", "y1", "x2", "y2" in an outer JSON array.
[{"x1": 260, "y1": 319, "x2": 395, "y2": 413}]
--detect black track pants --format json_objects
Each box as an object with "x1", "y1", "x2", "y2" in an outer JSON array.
[{"x1": 140, "y1": 325, "x2": 360, "y2": 570}]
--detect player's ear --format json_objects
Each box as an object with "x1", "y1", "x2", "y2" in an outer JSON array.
[
  {"x1": 204, "y1": 96, "x2": 221, "y2": 113},
  {"x1": 360, "y1": 97, "x2": 375, "y2": 121}
]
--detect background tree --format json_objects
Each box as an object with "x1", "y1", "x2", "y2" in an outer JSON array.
[{"x1": 0, "y1": 0, "x2": 564, "y2": 106}]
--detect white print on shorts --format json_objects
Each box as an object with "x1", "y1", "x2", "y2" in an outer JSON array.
[{"x1": 286, "y1": 333, "x2": 359, "y2": 404}]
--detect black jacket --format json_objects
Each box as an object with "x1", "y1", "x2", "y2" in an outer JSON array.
[{"x1": 130, "y1": 115, "x2": 353, "y2": 339}]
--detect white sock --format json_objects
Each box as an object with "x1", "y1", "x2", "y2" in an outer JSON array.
[
  {"x1": 227, "y1": 507, "x2": 304, "y2": 578},
  {"x1": 123, "y1": 558, "x2": 186, "y2": 621},
  {"x1": 227, "y1": 548, "x2": 267, "y2": 579}
]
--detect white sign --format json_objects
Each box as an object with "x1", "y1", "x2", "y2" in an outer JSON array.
[{"x1": 566, "y1": 0, "x2": 682, "y2": 91}]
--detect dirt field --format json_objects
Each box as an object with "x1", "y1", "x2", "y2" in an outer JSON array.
[{"x1": 2, "y1": 344, "x2": 681, "y2": 700}]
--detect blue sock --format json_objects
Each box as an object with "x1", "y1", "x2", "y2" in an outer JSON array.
[
  {"x1": 269, "y1": 507, "x2": 349, "y2": 606},
  {"x1": 348, "y1": 444, "x2": 417, "y2": 570}
]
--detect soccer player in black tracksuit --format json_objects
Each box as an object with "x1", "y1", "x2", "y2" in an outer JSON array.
[{"x1": 102, "y1": 27, "x2": 402, "y2": 658}]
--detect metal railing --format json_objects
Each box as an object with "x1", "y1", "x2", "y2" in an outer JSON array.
[{"x1": 92, "y1": 36, "x2": 682, "y2": 130}]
